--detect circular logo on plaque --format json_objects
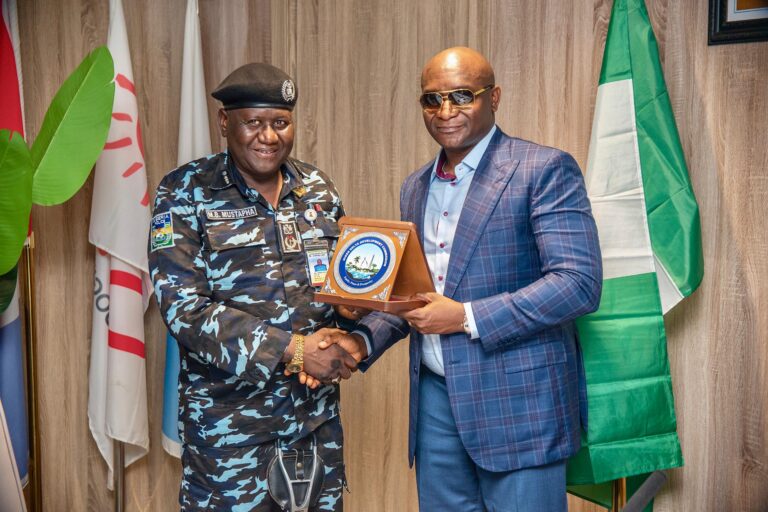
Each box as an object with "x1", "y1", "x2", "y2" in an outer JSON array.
[{"x1": 334, "y1": 233, "x2": 395, "y2": 294}]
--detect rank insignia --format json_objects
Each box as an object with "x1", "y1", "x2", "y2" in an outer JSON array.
[{"x1": 278, "y1": 220, "x2": 303, "y2": 253}]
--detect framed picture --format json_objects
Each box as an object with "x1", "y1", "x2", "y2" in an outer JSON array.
[{"x1": 709, "y1": 0, "x2": 768, "y2": 44}]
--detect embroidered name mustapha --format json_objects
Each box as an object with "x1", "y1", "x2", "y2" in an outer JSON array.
[{"x1": 205, "y1": 207, "x2": 259, "y2": 220}]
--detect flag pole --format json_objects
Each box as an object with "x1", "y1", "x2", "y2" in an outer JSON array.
[
  {"x1": 113, "y1": 440, "x2": 125, "y2": 512},
  {"x1": 22, "y1": 233, "x2": 42, "y2": 511},
  {"x1": 611, "y1": 477, "x2": 627, "y2": 511}
]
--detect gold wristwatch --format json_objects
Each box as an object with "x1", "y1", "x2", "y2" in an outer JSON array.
[{"x1": 286, "y1": 334, "x2": 305, "y2": 374}]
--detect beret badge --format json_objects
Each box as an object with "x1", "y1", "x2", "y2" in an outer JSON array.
[{"x1": 281, "y1": 80, "x2": 296, "y2": 103}]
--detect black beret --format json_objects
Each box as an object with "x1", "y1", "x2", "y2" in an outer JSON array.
[{"x1": 211, "y1": 63, "x2": 298, "y2": 111}]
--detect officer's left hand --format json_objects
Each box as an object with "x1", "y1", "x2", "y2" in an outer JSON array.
[{"x1": 400, "y1": 292, "x2": 465, "y2": 335}]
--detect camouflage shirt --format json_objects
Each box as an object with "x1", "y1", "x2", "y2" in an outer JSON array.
[{"x1": 149, "y1": 152, "x2": 345, "y2": 449}]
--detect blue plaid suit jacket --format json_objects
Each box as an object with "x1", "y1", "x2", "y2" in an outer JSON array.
[{"x1": 358, "y1": 129, "x2": 602, "y2": 472}]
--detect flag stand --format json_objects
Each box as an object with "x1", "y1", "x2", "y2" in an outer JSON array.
[
  {"x1": 611, "y1": 477, "x2": 627, "y2": 511},
  {"x1": 22, "y1": 234, "x2": 42, "y2": 511},
  {"x1": 113, "y1": 440, "x2": 125, "y2": 512}
]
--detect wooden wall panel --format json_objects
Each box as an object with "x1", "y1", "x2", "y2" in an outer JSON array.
[
  {"x1": 653, "y1": 1, "x2": 768, "y2": 511},
  {"x1": 15, "y1": 0, "x2": 768, "y2": 510}
]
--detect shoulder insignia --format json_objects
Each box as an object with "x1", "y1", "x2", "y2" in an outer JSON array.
[{"x1": 151, "y1": 212, "x2": 175, "y2": 251}]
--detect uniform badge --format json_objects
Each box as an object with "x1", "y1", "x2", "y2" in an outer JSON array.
[
  {"x1": 278, "y1": 220, "x2": 303, "y2": 253},
  {"x1": 151, "y1": 212, "x2": 175, "y2": 251},
  {"x1": 305, "y1": 239, "x2": 330, "y2": 287},
  {"x1": 281, "y1": 80, "x2": 296, "y2": 102}
]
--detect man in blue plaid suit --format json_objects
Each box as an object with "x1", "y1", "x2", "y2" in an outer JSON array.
[{"x1": 318, "y1": 47, "x2": 602, "y2": 510}]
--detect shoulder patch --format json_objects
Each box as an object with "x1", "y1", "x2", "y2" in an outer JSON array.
[{"x1": 151, "y1": 212, "x2": 175, "y2": 251}]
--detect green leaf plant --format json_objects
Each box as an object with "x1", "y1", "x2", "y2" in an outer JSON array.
[{"x1": 0, "y1": 46, "x2": 115, "y2": 312}]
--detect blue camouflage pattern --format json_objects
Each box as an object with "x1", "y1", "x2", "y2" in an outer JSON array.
[
  {"x1": 149, "y1": 152, "x2": 346, "y2": 510},
  {"x1": 181, "y1": 416, "x2": 345, "y2": 511}
]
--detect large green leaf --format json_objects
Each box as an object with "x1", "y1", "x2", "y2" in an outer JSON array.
[
  {"x1": 0, "y1": 129, "x2": 32, "y2": 276},
  {"x1": 31, "y1": 46, "x2": 115, "y2": 205},
  {"x1": 0, "y1": 266, "x2": 18, "y2": 315}
]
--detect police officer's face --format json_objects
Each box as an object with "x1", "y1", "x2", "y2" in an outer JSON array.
[
  {"x1": 420, "y1": 53, "x2": 500, "y2": 162},
  {"x1": 219, "y1": 107, "x2": 295, "y2": 182}
]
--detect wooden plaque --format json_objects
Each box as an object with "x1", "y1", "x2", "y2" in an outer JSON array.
[{"x1": 314, "y1": 216, "x2": 435, "y2": 313}]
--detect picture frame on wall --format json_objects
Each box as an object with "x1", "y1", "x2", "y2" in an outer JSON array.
[{"x1": 709, "y1": 0, "x2": 768, "y2": 44}]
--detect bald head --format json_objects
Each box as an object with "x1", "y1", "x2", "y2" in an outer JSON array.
[
  {"x1": 421, "y1": 47, "x2": 495, "y2": 89},
  {"x1": 418, "y1": 47, "x2": 501, "y2": 164}
]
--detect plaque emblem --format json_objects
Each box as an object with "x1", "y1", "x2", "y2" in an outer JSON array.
[{"x1": 334, "y1": 233, "x2": 395, "y2": 294}]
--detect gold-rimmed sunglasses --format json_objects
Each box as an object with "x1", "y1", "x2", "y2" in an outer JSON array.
[{"x1": 419, "y1": 84, "x2": 494, "y2": 111}]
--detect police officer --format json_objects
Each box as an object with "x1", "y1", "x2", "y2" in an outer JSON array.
[{"x1": 149, "y1": 63, "x2": 363, "y2": 511}]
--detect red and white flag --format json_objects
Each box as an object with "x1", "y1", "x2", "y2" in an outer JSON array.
[{"x1": 87, "y1": 0, "x2": 150, "y2": 489}]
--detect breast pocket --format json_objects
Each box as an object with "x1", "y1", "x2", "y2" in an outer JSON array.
[
  {"x1": 203, "y1": 217, "x2": 272, "y2": 292},
  {"x1": 205, "y1": 217, "x2": 269, "y2": 252},
  {"x1": 297, "y1": 214, "x2": 341, "y2": 249}
]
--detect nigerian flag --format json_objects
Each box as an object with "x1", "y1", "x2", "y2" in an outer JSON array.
[{"x1": 566, "y1": 0, "x2": 704, "y2": 503}]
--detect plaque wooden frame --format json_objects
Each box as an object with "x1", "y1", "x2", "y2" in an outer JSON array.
[{"x1": 314, "y1": 216, "x2": 435, "y2": 313}]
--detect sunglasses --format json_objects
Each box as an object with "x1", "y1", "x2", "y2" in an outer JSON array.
[{"x1": 419, "y1": 84, "x2": 495, "y2": 111}]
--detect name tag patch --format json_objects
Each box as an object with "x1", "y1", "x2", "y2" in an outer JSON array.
[
  {"x1": 151, "y1": 212, "x2": 175, "y2": 251},
  {"x1": 205, "y1": 206, "x2": 259, "y2": 220}
]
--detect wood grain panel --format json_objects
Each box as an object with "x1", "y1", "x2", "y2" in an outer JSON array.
[
  {"x1": 649, "y1": 0, "x2": 768, "y2": 510},
  {"x1": 14, "y1": 0, "x2": 768, "y2": 510},
  {"x1": 18, "y1": 2, "x2": 109, "y2": 510},
  {"x1": 285, "y1": 2, "x2": 422, "y2": 509}
]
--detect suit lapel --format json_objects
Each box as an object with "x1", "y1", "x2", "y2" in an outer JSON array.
[
  {"x1": 409, "y1": 161, "x2": 433, "y2": 241},
  {"x1": 444, "y1": 133, "x2": 520, "y2": 299}
]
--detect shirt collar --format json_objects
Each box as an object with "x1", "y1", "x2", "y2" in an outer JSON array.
[
  {"x1": 431, "y1": 125, "x2": 497, "y2": 181},
  {"x1": 217, "y1": 151, "x2": 305, "y2": 203}
]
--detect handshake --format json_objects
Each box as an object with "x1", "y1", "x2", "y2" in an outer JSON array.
[
  {"x1": 283, "y1": 292, "x2": 465, "y2": 388},
  {"x1": 283, "y1": 306, "x2": 371, "y2": 389},
  {"x1": 285, "y1": 327, "x2": 368, "y2": 389}
]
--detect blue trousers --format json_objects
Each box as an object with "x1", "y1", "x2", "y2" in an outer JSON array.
[{"x1": 416, "y1": 367, "x2": 567, "y2": 512}]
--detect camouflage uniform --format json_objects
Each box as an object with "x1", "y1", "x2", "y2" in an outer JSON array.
[{"x1": 149, "y1": 151, "x2": 346, "y2": 511}]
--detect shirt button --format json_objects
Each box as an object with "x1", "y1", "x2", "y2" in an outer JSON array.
[
  {"x1": 450, "y1": 182, "x2": 456, "y2": 187},
  {"x1": 439, "y1": 242, "x2": 445, "y2": 249},
  {"x1": 438, "y1": 275, "x2": 444, "y2": 281},
  {"x1": 442, "y1": 211, "x2": 448, "y2": 217}
]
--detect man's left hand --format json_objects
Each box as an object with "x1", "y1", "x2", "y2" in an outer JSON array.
[{"x1": 401, "y1": 292, "x2": 465, "y2": 335}]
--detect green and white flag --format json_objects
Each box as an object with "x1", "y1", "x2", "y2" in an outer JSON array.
[{"x1": 566, "y1": 0, "x2": 704, "y2": 495}]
